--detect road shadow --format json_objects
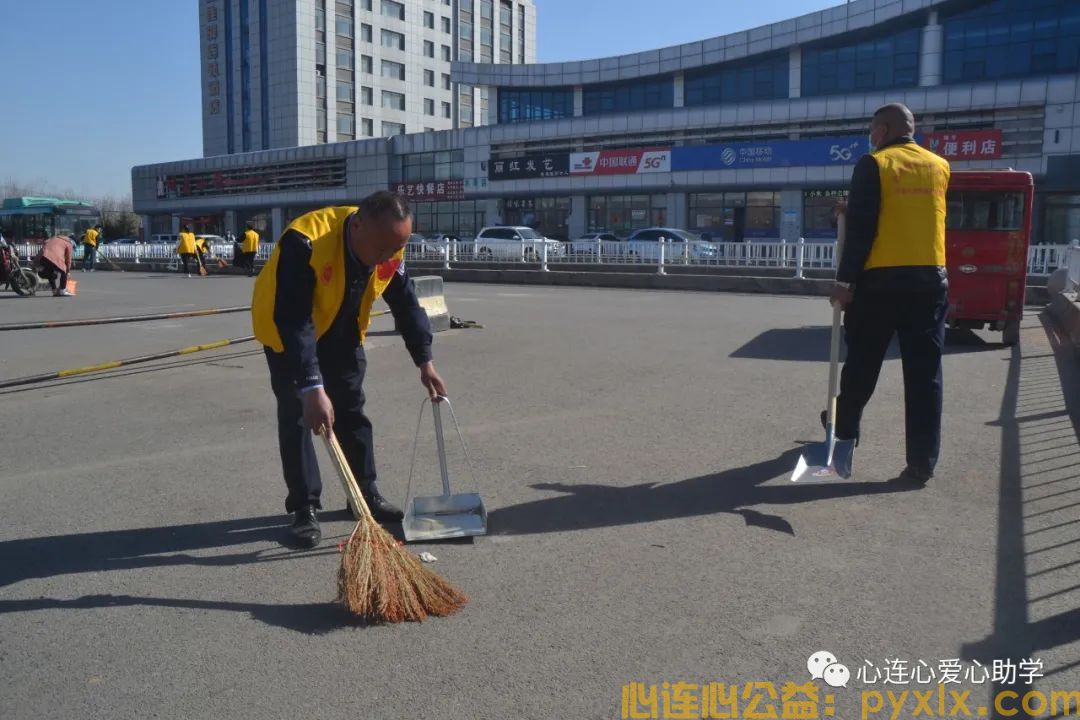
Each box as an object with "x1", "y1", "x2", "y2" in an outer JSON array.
[
  {"x1": 0, "y1": 595, "x2": 363, "y2": 635},
  {"x1": 960, "y1": 311, "x2": 1080, "y2": 707},
  {"x1": 0, "y1": 510, "x2": 397, "y2": 633},
  {"x1": 730, "y1": 325, "x2": 1000, "y2": 362},
  {"x1": 489, "y1": 445, "x2": 913, "y2": 537}
]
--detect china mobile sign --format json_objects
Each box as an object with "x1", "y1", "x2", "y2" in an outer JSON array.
[
  {"x1": 671, "y1": 136, "x2": 870, "y2": 170},
  {"x1": 570, "y1": 148, "x2": 672, "y2": 175}
]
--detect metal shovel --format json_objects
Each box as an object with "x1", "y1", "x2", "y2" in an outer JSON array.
[
  {"x1": 402, "y1": 396, "x2": 487, "y2": 542},
  {"x1": 791, "y1": 212, "x2": 856, "y2": 482}
]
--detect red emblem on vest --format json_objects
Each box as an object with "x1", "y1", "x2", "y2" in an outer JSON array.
[
  {"x1": 320, "y1": 264, "x2": 333, "y2": 284},
  {"x1": 376, "y1": 257, "x2": 401, "y2": 281}
]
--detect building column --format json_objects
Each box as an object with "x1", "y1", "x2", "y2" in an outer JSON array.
[
  {"x1": 666, "y1": 192, "x2": 687, "y2": 229},
  {"x1": 485, "y1": 199, "x2": 501, "y2": 226},
  {"x1": 920, "y1": 10, "x2": 943, "y2": 87},
  {"x1": 271, "y1": 207, "x2": 285, "y2": 242},
  {"x1": 780, "y1": 189, "x2": 804, "y2": 241},
  {"x1": 789, "y1": 47, "x2": 802, "y2": 99},
  {"x1": 569, "y1": 195, "x2": 587, "y2": 238},
  {"x1": 673, "y1": 73, "x2": 685, "y2": 108},
  {"x1": 573, "y1": 86, "x2": 583, "y2": 117},
  {"x1": 488, "y1": 87, "x2": 499, "y2": 125},
  {"x1": 224, "y1": 210, "x2": 237, "y2": 235},
  {"x1": 140, "y1": 215, "x2": 152, "y2": 242},
  {"x1": 171, "y1": 215, "x2": 182, "y2": 235}
]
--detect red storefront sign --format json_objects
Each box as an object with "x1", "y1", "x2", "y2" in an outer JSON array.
[
  {"x1": 391, "y1": 179, "x2": 465, "y2": 201},
  {"x1": 921, "y1": 129, "x2": 1003, "y2": 160},
  {"x1": 569, "y1": 147, "x2": 672, "y2": 175}
]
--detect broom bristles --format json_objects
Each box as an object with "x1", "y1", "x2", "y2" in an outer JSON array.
[{"x1": 337, "y1": 518, "x2": 468, "y2": 622}]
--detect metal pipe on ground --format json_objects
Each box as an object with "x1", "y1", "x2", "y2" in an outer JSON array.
[
  {"x1": 0, "y1": 308, "x2": 404, "y2": 389},
  {"x1": 0, "y1": 336, "x2": 257, "y2": 390},
  {"x1": 0, "y1": 306, "x2": 253, "y2": 331}
]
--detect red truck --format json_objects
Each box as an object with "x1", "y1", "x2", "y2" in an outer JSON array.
[{"x1": 945, "y1": 170, "x2": 1034, "y2": 346}]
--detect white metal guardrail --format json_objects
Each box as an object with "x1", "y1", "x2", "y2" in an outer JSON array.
[
  {"x1": 1066, "y1": 243, "x2": 1080, "y2": 293},
  {"x1": 14, "y1": 240, "x2": 1073, "y2": 279}
]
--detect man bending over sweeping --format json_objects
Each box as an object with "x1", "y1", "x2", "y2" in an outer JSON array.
[{"x1": 251, "y1": 191, "x2": 447, "y2": 548}]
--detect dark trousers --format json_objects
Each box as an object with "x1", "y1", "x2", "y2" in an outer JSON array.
[
  {"x1": 265, "y1": 344, "x2": 378, "y2": 513},
  {"x1": 82, "y1": 245, "x2": 96, "y2": 270},
  {"x1": 242, "y1": 251, "x2": 257, "y2": 274},
  {"x1": 38, "y1": 260, "x2": 68, "y2": 291},
  {"x1": 836, "y1": 287, "x2": 948, "y2": 474},
  {"x1": 178, "y1": 253, "x2": 201, "y2": 274}
]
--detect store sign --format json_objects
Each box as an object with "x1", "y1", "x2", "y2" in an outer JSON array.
[
  {"x1": 673, "y1": 136, "x2": 870, "y2": 171},
  {"x1": 204, "y1": 0, "x2": 221, "y2": 116},
  {"x1": 570, "y1": 147, "x2": 672, "y2": 175},
  {"x1": 920, "y1": 129, "x2": 1003, "y2": 160},
  {"x1": 803, "y1": 189, "x2": 849, "y2": 200},
  {"x1": 488, "y1": 154, "x2": 569, "y2": 180},
  {"x1": 503, "y1": 198, "x2": 535, "y2": 211},
  {"x1": 391, "y1": 179, "x2": 465, "y2": 201}
]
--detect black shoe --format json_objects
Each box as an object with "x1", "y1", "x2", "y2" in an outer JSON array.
[
  {"x1": 290, "y1": 506, "x2": 322, "y2": 548},
  {"x1": 364, "y1": 489, "x2": 404, "y2": 523},
  {"x1": 896, "y1": 466, "x2": 933, "y2": 486},
  {"x1": 820, "y1": 410, "x2": 859, "y2": 447}
]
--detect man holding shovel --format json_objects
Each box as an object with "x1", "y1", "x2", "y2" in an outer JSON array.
[
  {"x1": 828, "y1": 103, "x2": 950, "y2": 486},
  {"x1": 251, "y1": 191, "x2": 447, "y2": 548}
]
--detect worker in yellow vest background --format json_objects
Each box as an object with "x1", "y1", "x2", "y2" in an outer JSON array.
[
  {"x1": 176, "y1": 226, "x2": 201, "y2": 276},
  {"x1": 241, "y1": 223, "x2": 260, "y2": 276},
  {"x1": 81, "y1": 224, "x2": 101, "y2": 272},
  {"x1": 251, "y1": 191, "x2": 447, "y2": 548},
  {"x1": 829, "y1": 103, "x2": 951, "y2": 487}
]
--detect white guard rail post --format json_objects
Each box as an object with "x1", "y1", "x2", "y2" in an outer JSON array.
[
  {"x1": 795, "y1": 237, "x2": 806, "y2": 279},
  {"x1": 657, "y1": 238, "x2": 666, "y2": 275}
]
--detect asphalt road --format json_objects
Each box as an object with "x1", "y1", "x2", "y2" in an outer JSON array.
[{"x1": 1, "y1": 271, "x2": 1078, "y2": 720}]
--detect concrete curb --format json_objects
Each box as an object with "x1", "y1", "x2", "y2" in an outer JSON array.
[
  {"x1": 412, "y1": 275, "x2": 451, "y2": 332},
  {"x1": 1047, "y1": 291, "x2": 1080, "y2": 362}
]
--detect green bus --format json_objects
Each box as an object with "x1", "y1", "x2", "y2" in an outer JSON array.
[{"x1": 0, "y1": 197, "x2": 103, "y2": 243}]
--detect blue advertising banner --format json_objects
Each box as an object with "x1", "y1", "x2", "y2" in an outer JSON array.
[{"x1": 672, "y1": 136, "x2": 870, "y2": 171}]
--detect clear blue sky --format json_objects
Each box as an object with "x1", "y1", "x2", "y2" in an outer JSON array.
[{"x1": 0, "y1": 0, "x2": 838, "y2": 199}]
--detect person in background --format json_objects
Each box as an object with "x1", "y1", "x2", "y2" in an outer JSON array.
[
  {"x1": 828, "y1": 103, "x2": 951, "y2": 486},
  {"x1": 35, "y1": 235, "x2": 74, "y2": 297},
  {"x1": 241, "y1": 223, "x2": 260, "y2": 277},
  {"x1": 81, "y1": 224, "x2": 101, "y2": 272},
  {"x1": 176, "y1": 226, "x2": 200, "y2": 277}
]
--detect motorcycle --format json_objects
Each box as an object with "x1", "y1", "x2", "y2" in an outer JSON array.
[{"x1": 0, "y1": 245, "x2": 40, "y2": 296}]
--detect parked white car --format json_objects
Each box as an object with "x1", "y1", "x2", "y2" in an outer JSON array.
[
  {"x1": 473, "y1": 226, "x2": 564, "y2": 261},
  {"x1": 568, "y1": 231, "x2": 621, "y2": 257},
  {"x1": 623, "y1": 227, "x2": 718, "y2": 262}
]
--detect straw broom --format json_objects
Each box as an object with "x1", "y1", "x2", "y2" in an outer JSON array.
[{"x1": 321, "y1": 431, "x2": 468, "y2": 622}]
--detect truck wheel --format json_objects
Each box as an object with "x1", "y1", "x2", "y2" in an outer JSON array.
[{"x1": 1002, "y1": 318, "x2": 1021, "y2": 347}]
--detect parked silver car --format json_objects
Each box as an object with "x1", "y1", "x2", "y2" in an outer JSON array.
[
  {"x1": 623, "y1": 227, "x2": 718, "y2": 262},
  {"x1": 473, "y1": 226, "x2": 564, "y2": 261}
]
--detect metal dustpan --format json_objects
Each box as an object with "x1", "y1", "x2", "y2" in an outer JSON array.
[
  {"x1": 792, "y1": 212, "x2": 856, "y2": 483},
  {"x1": 402, "y1": 396, "x2": 487, "y2": 542}
]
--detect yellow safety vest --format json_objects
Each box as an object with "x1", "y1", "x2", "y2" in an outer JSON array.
[
  {"x1": 251, "y1": 206, "x2": 405, "y2": 352},
  {"x1": 863, "y1": 142, "x2": 950, "y2": 271},
  {"x1": 242, "y1": 229, "x2": 260, "y2": 254},
  {"x1": 83, "y1": 228, "x2": 99, "y2": 248},
  {"x1": 176, "y1": 231, "x2": 197, "y2": 255}
]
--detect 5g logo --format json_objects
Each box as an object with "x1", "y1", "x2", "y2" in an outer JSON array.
[{"x1": 829, "y1": 142, "x2": 861, "y2": 162}]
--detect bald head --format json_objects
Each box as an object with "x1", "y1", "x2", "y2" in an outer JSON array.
[{"x1": 870, "y1": 103, "x2": 915, "y2": 149}]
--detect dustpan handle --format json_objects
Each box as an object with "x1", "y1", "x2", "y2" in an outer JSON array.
[
  {"x1": 403, "y1": 395, "x2": 481, "y2": 508},
  {"x1": 432, "y1": 400, "x2": 452, "y2": 497}
]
